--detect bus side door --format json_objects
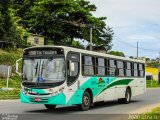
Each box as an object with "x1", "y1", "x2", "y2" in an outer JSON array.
[{"x1": 66, "y1": 52, "x2": 80, "y2": 104}]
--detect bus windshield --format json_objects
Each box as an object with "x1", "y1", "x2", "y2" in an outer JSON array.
[{"x1": 23, "y1": 57, "x2": 65, "y2": 83}]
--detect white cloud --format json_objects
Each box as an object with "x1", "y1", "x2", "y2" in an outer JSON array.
[{"x1": 89, "y1": 0, "x2": 160, "y2": 58}]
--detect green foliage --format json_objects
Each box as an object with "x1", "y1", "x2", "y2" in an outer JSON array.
[
  {"x1": 151, "y1": 107, "x2": 160, "y2": 114},
  {"x1": 0, "y1": 75, "x2": 21, "y2": 100},
  {"x1": 0, "y1": 0, "x2": 29, "y2": 48},
  {"x1": 0, "y1": 75, "x2": 21, "y2": 88},
  {"x1": 0, "y1": 49, "x2": 21, "y2": 99},
  {"x1": 147, "y1": 61, "x2": 159, "y2": 68},
  {"x1": 71, "y1": 40, "x2": 85, "y2": 49},
  {"x1": 13, "y1": 0, "x2": 113, "y2": 48},
  {"x1": 0, "y1": 49, "x2": 22, "y2": 72},
  {"x1": 108, "y1": 50, "x2": 125, "y2": 57},
  {"x1": 146, "y1": 80, "x2": 160, "y2": 88},
  {"x1": 0, "y1": 89, "x2": 20, "y2": 99},
  {"x1": 133, "y1": 106, "x2": 160, "y2": 120}
]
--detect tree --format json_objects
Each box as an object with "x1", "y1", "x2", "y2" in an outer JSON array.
[
  {"x1": 0, "y1": 0, "x2": 28, "y2": 47},
  {"x1": 129, "y1": 56, "x2": 134, "y2": 59},
  {"x1": 71, "y1": 40, "x2": 85, "y2": 49},
  {"x1": 147, "y1": 61, "x2": 159, "y2": 68},
  {"x1": 0, "y1": 0, "x2": 12, "y2": 41},
  {"x1": 146, "y1": 58, "x2": 150, "y2": 62},
  {"x1": 108, "y1": 51, "x2": 125, "y2": 57},
  {"x1": 13, "y1": 0, "x2": 113, "y2": 48}
]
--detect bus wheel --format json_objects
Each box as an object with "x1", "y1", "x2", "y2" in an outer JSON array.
[
  {"x1": 44, "y1": 104, "x2": 56, "y2": 110},
  {"x1": 80, "y1": 91, "x2": 91, "y2": 111},
  {"x1": 118, "y1": 88, "x2": 131, "y2": 104}
]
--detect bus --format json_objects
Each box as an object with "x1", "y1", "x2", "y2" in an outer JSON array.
[{"x1": 16, "y1": 46, "x2": 146, "y2": 111}]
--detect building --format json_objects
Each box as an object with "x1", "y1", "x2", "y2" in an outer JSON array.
[
  {"x1": 27, "y1": 34, "x2": 44, "y2": 46},
  {"x1": 146, "y1": 72, "x2": 153, "y2": 80},
  {"x1": 146, "y1": 66, "x2": 158, "y2": 80}
]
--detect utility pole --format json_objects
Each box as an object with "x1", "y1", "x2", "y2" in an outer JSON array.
[
  {"x1": 90, "y1": 27, "x2": 93, "y2": 51},
  {"x1": 158, "y1": 51, "x2": 160, "y2": 84},
  {"x1": 137, "y1": 41, "x2": 139, "y2": 58},
  {"x1": 159, "y1": 51, "x2": 160, "y2": 65}
]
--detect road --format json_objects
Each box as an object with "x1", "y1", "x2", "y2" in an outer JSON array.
[{"x1": 0, "y1": 88, "x2": 160, "y2": 120}]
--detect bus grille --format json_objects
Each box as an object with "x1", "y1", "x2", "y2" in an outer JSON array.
[
  {"x1": 28, "y1": 93, "x2": 50, "y2": 96},
  {"x1": 29, "y1": 98, "x2": 49, "y2": 103}
]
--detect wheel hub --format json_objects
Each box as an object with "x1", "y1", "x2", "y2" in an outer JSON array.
[
  {"x1": 127, "y1": 92, "x2": 130, "y2": 102},
  {"x1": 83, "y1": 96, "x2": 89, "y2": 106}
]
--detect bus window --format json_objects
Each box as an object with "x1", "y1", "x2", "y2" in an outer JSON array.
[
  {"x1": 108, "y1": 59, "x2": 117, "y2": 76},
  {"x1": 126, "y1": 62, "x2": 131, "y2": 77},
  {"x1": 139, "y1": 63, "x2": 144, "y2": 77},
  {"x1": 96, "y1": 58, "x2": 106, "y2": 76},
  {"x1": 82, "y1": 55, "x2": 95, "y2": 76},
  {"x1": 134, "y1": 63, "x2": 138, "y2": 77},
  {"x1": 67, "y1": 52, "x2": 80, "y2": 86},
  {"x1": 69, "y1": 61, "x2": 79, "y2": 77},
  {"x1": 117, "y1": 61, "x2": 124, "y2": 76}
]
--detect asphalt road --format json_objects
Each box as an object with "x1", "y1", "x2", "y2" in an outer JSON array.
[{"x1": 0, "y1": 88, "x2": 160, "y2": 120}]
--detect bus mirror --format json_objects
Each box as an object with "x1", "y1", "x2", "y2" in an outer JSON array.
[
  {"x1": 69, "y1": 61, "x2": 75, "y2": 72},
  {"x1": 16, "y1": 58, "x2": 22, "y2": 76}
]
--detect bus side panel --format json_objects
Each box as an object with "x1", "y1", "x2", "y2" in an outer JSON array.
[
  {"x1": 129, "y1": 78, "x2": 146, "y2": 97},
  {"x1": 66, "y1": 77, "x2": 117, "y2": 105}
]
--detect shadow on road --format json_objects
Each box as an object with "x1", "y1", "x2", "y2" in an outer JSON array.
[{"x1": 26, "y1": 100, "x2": 142, "y2": 114}]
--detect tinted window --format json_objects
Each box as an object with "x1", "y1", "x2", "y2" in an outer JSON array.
[
  {"x1": 138, "y1": 63, "x2": 144, "y2": 77},
  {"x1": 96, "y1": 58, "x2": 106, "y2": 75},
  {"x1": 108, "y1": 59, "x2": 117, "y2": 76},
  {"x1": 117, "y1": 61, "x2": 125, "y2": 76},
  {"x1": 126, "y1": 62, "x2": 131, "y2": 77},
  {"x1": 82, "y1": 56, "x2": 95, "y2": 76},
  {"x1": 133, "y1": 63, "x2": 138, "y2": 77}
]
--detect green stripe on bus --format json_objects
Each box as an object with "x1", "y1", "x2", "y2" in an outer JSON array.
[{"x1": 98, "y1": 79, "x2": 133, "y2": 95}]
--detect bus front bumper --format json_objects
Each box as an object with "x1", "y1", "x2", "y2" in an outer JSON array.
[{"x1": 20, "y1": 91, "x2": 66, "y2": 105}]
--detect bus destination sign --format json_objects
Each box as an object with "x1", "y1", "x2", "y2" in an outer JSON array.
[
  {"x1": 24, "y1": 47, "x2": 64, "y2": 56},
  {"x1": 28, "y1": 50, "x2": 57, "y2": 55}
]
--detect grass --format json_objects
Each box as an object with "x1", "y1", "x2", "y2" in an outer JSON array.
[
  {"x1": 0, "y1": 75, "x2": 21, "y2": 99},
  {"x1": 0, "y1": 89, "x2": 20, "y2": 99},
  {"x1": 146, "y1": 80, "x2": 160, "y2": 88},
  {"x1": 0, "y1": 49, "x2": 22, "y2": 99},
  {"x1": 132, "y1": 107, "x2": 160, "y2": 120},
  {"x1": 151, "y1": 106, "x2": 160, "y2": 114},
  {"x1": 0, "y1": 75, "x2": 21, "y2": 88}
]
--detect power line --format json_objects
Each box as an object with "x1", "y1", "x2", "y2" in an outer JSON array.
[
  {"x1": 115, "y1": 39, "x2": 159, "y2": 52},
  {"x1": 112, "y1": 39, "x2": 160, "y2": 58}
]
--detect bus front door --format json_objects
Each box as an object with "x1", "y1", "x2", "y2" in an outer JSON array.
[{"x1": 66, "y1": 52, "x2": 80, "y2": 104}]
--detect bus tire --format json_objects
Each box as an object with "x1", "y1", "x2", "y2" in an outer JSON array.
[
  {"x1": 44, "y1": 104, "x2": 56, "y2": 110},
  {"x1": 119, "y1": 88, "x2": 131, "y2": 104},
  {"x1": 80, "y1": 91, "x2": 91, "y2": 111}
]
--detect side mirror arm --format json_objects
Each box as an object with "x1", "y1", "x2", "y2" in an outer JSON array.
[{"x1": 16, "y1": 58, "x2": 22, "y2": 76}]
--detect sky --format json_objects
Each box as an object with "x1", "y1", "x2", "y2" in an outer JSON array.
[{"x1": 89, "y1": 0, "x2": 160, "y2": 59}]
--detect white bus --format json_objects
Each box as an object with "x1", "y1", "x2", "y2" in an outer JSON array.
[{"x1": 17, "y1": 46, "x2": 146, "y2": 111}]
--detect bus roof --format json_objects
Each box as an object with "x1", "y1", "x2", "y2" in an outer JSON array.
[{"x1": 23, "y1": 45, "x2": 145, "y2": 64}]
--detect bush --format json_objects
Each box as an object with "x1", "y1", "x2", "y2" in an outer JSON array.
[
  {"x1": 0, "y1": 75, "x2": 21, "y2": 88},
  {"x1": 0, "y1": 49, "x2": 22, "y2": 73},
  {"x1": 147, "y1": 80, "x2": 160, "y2": 88},
  {"x1": 0, "y1": 89, "x2": 20, "y2": 99}
]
